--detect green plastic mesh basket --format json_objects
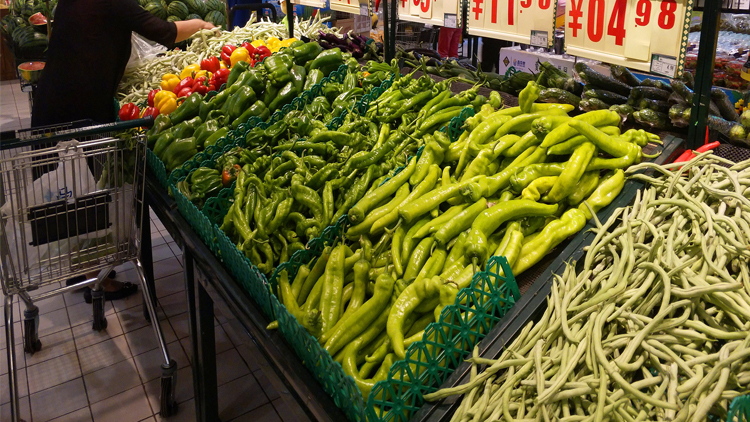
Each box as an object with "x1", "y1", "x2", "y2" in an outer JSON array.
[
  {"x1": 146, "y1": 148, "x2": 170, "y2": 188},
  {"x1": 171, "y1": 182, "x2": 221, "y2": 255},
  {"x1": 728, "y1": 396, "x2": 750, "y2": 422},
  {"x1": 267, "y1": 214, "x2": 519, "y2": 422}
]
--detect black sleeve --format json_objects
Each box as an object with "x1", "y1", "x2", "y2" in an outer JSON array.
[{"x1": 112, "y1": 0, "x2": 178, "y2": 48}]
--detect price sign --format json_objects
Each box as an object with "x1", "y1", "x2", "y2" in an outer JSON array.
[
  {"x1": 360, "y1": 3, "x2": 369, "y2": 14},
  {"x1": 330, "y1": 0, "x2": 361, "y2": 14},
  {"x1": 398, "y1": 0, "x2": 454, "y2": 25},
  {"x1": 530, "y1": 30, "x2": 548, "y2": 47},
  {"x1": 289, "y1": 0, "x2": 326, "y2": 7},
  {"x1": 467, "y1": 0, "x2": 556, "y2": 45},
  {"x1": 565, "y1": 0, "x2": 693, "y2": 74},
  {"x1": 444, "y1": 13, "x2": 458, "y2": 28},
  {"x1": 650, "y1": 53, "x2": 677, "y2": 77}
]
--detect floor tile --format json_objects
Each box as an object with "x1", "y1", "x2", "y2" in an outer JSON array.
[
  {"x1": 168, "y1": 242, "x2": 182, "y2": 257},
  {"x1": 218, "y1": 373, "x2": 269, "y2": 421},
  {"x1": 0, "y1": 367, "x2": 28, "y2": 404},
  {"x1": 0, "y1": 394, "x2": 31, "y2": 422},
  {"x1": 90, "y1": 385, "x2": 154, "y2": 422},
  {"x1": 167, "y1": 311, "x2": 190, "y2": 340},
  {"x1": 158, "y1": 291, "x2": 187, "y2": 318},
  {"x1": 49, "y1": 407, "x2": 93, "y2": 422},
  {"x1": 63, "y1": 288, "x2": 88, "y2": 307},
  {"x1": 29, "y1": 377, "x2": 88, "y2": 422},
  {"x1": 216, "y1": 348, "x2": 251, "y2": 386},
  {"x1": 230, "y1": 402, "x2": 281, "y2": 422},
  {"x1": 236, "y1": 343, "x2": 263, "y2": 373},
  {"x1": 83, "y1": 358, "x2": 142, "y2": 405},
  {"x1": 112, "y1": 289, "x2": 145, "y2": 313},
  {"x1": 71, "y1": 312, "x2": 124, "y2": 350},
  {"x1": 66, "y1": 300, "x2": 115, "y2": 329},
  {"x1": 25, "y1": 328, "x2": 75, "y2": 367},
  {"x1": 37, "y1": 294, "x2": 67, "y2": 315},
  {"x1": 155, "y1": 398, "x2": 195, "y2": 422},
  {"x1": 155, "y1": 272, "x2": 184, "y2": 299},
  {"x1": 151, "y1": 243, "x2": 175, "y2": 263},
  {"x1": 38, "y1": 307, "x2": 72, "y2": 338},
  {"x1": 125, "y1": 323, "x2": 177, "y2": 357},
  {"x1": 133, "y1": 341, "x2": 188, "y2": 383},
  {"x1": 214, "y1": 325, "x2": 234, "y2": 354},
  {"x1": 271, "y1": 397, "x2": 311, "y2": 422},
  {"x1": 143, "y1": 365, "x2": 194, "y2": 411},
  {"x1": 0, "y1": 342, "x2": 26, "y2": 375},
  {"x1": 252, "y1": 369, "x2": 280, "y2": 401},
  {"x1": 151, "y1": 234, "x2": 167, "y2": 247},
  {"x1": 26, "y1": 350, "x2": 81, "y2": 394},
  {"x1": 77, "y1": 335, "x2": 132, "y2": 375},
  {"x1": 154, "y1": 257, "x2": 182, "y2": 281},
  {"x1": 117, "y1": 304, "x2": 152, "y2": 334}
]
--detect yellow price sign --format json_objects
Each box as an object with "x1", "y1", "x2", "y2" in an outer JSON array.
[
  {"x1": 330, "y1": 0, "x2": 362, "y2": 14},
  {"x1": 398, "y1": 0, "x2": 457, "y2": 26},
  {"x1": 467, "y1": 0, "x2": 557, "y2": 45},
  {"x1": 565, "y1": 0, "x2": 693, "y2": 74}
]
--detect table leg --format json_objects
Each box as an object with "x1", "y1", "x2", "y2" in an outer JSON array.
[{"x1": 185, "y1": 251, "x2": 220, "y2": 422}]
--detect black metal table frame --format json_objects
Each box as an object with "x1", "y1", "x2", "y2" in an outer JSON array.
[{"x1": 139, "y1": 174, "x2": 348, "y2": 422}]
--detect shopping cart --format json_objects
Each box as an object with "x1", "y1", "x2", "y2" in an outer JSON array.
[
  {"x1": 0, "y1": 119, "x2": 178, "y2": 422},
  {"x1": 395, "y1": 21, "x2": 438, "y2": 50}
]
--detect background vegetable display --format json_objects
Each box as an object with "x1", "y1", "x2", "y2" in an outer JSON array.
[{"x1": 426, "y1": 152, "x2": 750, "y2": 422}]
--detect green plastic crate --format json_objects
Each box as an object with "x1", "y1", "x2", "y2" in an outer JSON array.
[{"x1": 267, "y1": 214, "x2": 519, "y2": 422}]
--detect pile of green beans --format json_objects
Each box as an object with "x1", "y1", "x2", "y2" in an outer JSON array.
[{"x1": 425, "y1": 151, "x2": 750, "y2": 422}]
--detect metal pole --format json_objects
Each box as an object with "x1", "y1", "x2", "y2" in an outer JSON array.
[
  {"x1": 390, "y1": 0, "x2": 397, "y2": 59},
  {"x1": 383, "y1": 0, "x2": 391, "y2": 61},
  {"x1": 686, "y1": 0, "x2": 721, "y2": 149},
  {"x1": 285, "y1": 0, "x2": 294, "y2": 38}
]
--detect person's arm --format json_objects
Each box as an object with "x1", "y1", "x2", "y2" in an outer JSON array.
[{"x1": 174, "y1": 19, "x2": 216, "y2": 43}]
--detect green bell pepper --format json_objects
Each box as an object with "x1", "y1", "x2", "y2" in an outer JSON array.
[
  {"x1": 204, "y1": 126, "x2": 229, "y2": 148},
  {"x1": 268, "y1": 81, "x2": 298, "y2": 112},
  {"x1": 310, "y1": 48, "x2": 344, "y2": 76},
  {"x1": 263, "y1": 54, "x2": 294, "y2": 87},
  {"x1": 147, "y1": 114, "x2": 172, "y2": 148},
  {"x1": 304, "y1": 69, "x2": 325, "y2": 90},
  {"x1": 324, "y1": 82, "x2": 343, "y2": 103},
  {"x1": 202, "y1": 84, "x2": 239, "y2": 120},
  {"x1": 170, "y1": 92, "x2": 202, "y2": 125},
  {"x1": 229, "y1": 86, "x2": 258, "y2": 120},
  {"x1": 231, "y1": 101, "x2": 270, "y2": 129},
  {"x1": 164, "y1": 137, "x2": 198, "y2": 172},
  {"x1": 343, "y1": 72, "x2": 358, "y2": 91},
  {"x1": 291, "y1": 41, "x2": 322, "y2": 66},
  {"x1": 226, "y1": 61, "x2": 250, "y2": 87},
  {"x1": 304, "y1": 96, "x2": 332, "y2": 117},
  {"x1": 290, "y1": 65, "x2": 307, "y2": 95},
  {"x1": 244, "y1": 69, "x2": 265, "y2": 94},
  {"x1": 153, "y1": 116, "x2": 201, "y2": 159},
  {"x1": 194, "y1": 118, "x2": 221, "y2": 149},
  {"x1": 263, "y1": 81, "x2": 280, "y2": 108}
]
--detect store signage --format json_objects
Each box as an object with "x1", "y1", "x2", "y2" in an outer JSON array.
[
  {"x1": 565, "y1": 0, "x2": 694, "y2": 74},
  {"x1": 360, "y1": 3, "x2": 369, "y2": 14},
  {"x1": 398, "y1": 0, "x2": 457, "y2": 26},
  {"x1": 289, "y1": 0, "x2": 326, "y2": 8},
  {"x1": 467, "y1": 0, "x2": 557, "y2": 46},
  {"x1": 330, "y1": 0, "x2": 362, "y2": 15},
  {"x1": 650, "y1": 53, "x2": 677, "y2": 78},
  {"x1": 444, "y1": 12, "x2": 458, "y2": 27},
  {"x1": 530, "y1": 30, "x2": 548, "y2": 47}
]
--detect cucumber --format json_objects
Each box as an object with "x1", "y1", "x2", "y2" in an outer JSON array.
[
  {"x1": 682, "y1": 71, "x2": 695, "y2": 90},
  {"x1": 610, "y1": 65, "x2": 641, "y2": 87},
  {"x1": 583, "y1": 88, "x2": 628, "y2": 105},
  {"x1": 668, "y1": 104, "x2": 691, "y2": 127},
  {"x1": 538, "y1": 88, "x2": 581, "y2": 107},
  {"x1": 640, "y1": 79, "x2": 673, "y2": 92},
  {"x1": 579, "y1": 98, "x2": 610, "y2": 112},
  {"x1": 709, "y1": 101, "x2": 721, "y2": 117},
  {"x1": 708, "y1": 115, "x2": 742, "y2": 141},
  {"x1": 633, "y1": 109, "x2": 671, "y2": 129},
  {"x1": 630, "y1": 86, "x2": 671, "y2": 102},
  {"x1": 574, "y1": 62, "x2": 632, "y2": 96},
  {"x1": 638, "y1": 98, "x2": 670, "y2": 113},
  {"x1": 671, "y1": 81, "x2": 694, "y2": 104},
  {"x1": 563, "y1": 78, "x2": 584, "y2": 96},
  {"x1": 710, "y1": 87, "x2": 740, "y2": 122}
]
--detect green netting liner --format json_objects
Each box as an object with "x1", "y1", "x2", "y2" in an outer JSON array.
[
  {"x1": 728, "y1": 396, "x2": 750, "y2": 422},
  {"x1": 267, "y1": 213, "x2": 520, "y2": 422}
]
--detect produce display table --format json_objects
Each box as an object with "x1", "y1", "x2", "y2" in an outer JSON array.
[{"x1": 141, "y1": 172, "x2": 348, "y2": 422}]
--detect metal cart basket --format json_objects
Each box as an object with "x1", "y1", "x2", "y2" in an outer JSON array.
[
  {"x1": 395, "y1": 21, "x2": 438, "y2": 50},
  {"x1": 0, "y1": 120, "x2": 177, "y2": 422}
]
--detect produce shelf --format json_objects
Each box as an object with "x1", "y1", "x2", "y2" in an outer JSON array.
[{"x1": 411, "y1": 134, "x2": 686, "y2": 422}]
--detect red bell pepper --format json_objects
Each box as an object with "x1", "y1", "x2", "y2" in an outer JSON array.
[
  {"x1": 221, "y1": 45, "x2": 237, "y2": 66},
  {"x1": 191, "y1": 76, "x2": 217, "y2": 95},
  {"x1": 212, "y1": 68, "x2": 230, "y2": 87},
  {"x1": 176, "y1": 86, "x2": 193, "y2": 98},
  {"x1": 173, "y1": 76, "x2": 194, "y2": 95},
  {"x1": 255, "y1": 45, "x2": 271, "y2": 60},
  {"x1": 147, "y1": 89, "x2": 160, "y2": 108},
  {"x1": 240, "y1": 41, "x2": 256, "y2": 55},
  {"x1": 119, "y1": 103, "x2": 140, "y2": 121},
  {"x1": 201, "y1": 56, "x2": 221, "y2": 73},
  {"x1": 142, "y1": 106, "x2": 160, "y2": 119}
]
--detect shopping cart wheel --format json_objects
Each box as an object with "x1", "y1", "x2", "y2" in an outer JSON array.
[
  {"x1": 22, "y1": 308, "x2": 42, "y2": 354},
  {"x1": 91, "y1": 290, "x2": 108, "y2": 331},
  {"x1": 159, "y1": 359, "x2": 178, "y2": 417}
]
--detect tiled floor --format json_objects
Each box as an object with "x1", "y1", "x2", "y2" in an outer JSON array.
[
  {"x1": 0, "y1": 80, "x2": 312, "y2": 422},
  {"x1": 1, "y1": 79, "x2": 32, "y2": 131}
]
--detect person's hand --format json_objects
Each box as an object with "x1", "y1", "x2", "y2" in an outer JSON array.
[{"x1": 201, "y1": 20, "x2": 216, "y2": 30}]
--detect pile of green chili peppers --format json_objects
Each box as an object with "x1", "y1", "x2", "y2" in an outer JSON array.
[{"x1": 266, "y1": 81, "x2": 663, "y2": 402}]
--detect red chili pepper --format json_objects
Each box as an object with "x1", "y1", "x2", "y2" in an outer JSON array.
[
  {"x1": 674, "y1": 141, "x2": 721, "y2": 164},
  {"x1": 201, "y1": 56, "x2": 221, "y2": 73},
  {"x1": 147, "y1": 89, "x2": 161, "y2": 108},
  {"x1": 142, "y1": 106, "x2": 160, "y2": 119},
  {"x1": 173, "y1": 76, "x2": 194, "y2": 95},
  {"x1": 118, "y1": 103, "x2": 140, "y2": 121},
  {"x1": 696, "y1": 141, "x2": 721, "y2": 153},
  {"x1": 222, "y1": 164, "x2": 241, "y2": 187},
  {"x1": 221, "y1": 45, "x2": 237, "y2": 66},
  {"x1": 212, "y1": 68, "x2": 230, "y2": 87}
]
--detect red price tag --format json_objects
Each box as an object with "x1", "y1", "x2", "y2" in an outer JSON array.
[{"x1": 565, "y1": 0, "x2": 690, "y2": 71}]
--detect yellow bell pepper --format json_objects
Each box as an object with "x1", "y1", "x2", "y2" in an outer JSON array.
[
  {"x1": 220, "y1": 61, "x2": 228, "y2": 70},
  {"x1": 193, "y1": 70, "x2": 213, "y2": 80},
  {"x1": 154, "y1": 91, "x2": 178, "y2": 115},
  {"x1": 251, "y1": 39, "x2": 266, "y2": 48},
  {"x1": 266, "y1": 37, "x2": 281, "y2": 52},
  {"x1": 160, "y1": 74, "x2": 181, "y2": 92},
  {"x1": 279, "y1": 38, "x2": 297, "y2": 48},
  {"x1": 230, "y1": 47, "x2": 250, "y2": 67},
  {"x1": 180, "y1": 64, "x2": 201, "y2": 79}
]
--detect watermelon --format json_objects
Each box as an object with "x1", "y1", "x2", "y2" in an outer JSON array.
[
  {"x1": 144, "y1": 2, "x2": 167, "y2": 19},
  {"x1": 10, "y1": 0, "x2": 25, "y2": 17},
  {"x1": 166, "y1": 15, "x2": 180, "y2": 22},
  {"x1": 185, "y1": 13, "x2": 201, "y2": 20},
  {"x1": 184, "y1": 0, "x2": 206, "y2": 16},
  {"x1": 138, "y1": 0, "x2": 150, "y2": 7},
  {"x1": 203, "y1": 10, "x2": 224, "y2": 27},
  {"x1": 205, "y1": 0, "x2": 224, "y2": 12},
  {"x1": 167, "y1": 1, "x2": 188, "y2": 19}
]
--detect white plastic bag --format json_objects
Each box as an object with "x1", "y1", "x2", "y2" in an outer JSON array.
[{"x1": 126, "y1": 32, "x2": 168, "y2": 72}]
